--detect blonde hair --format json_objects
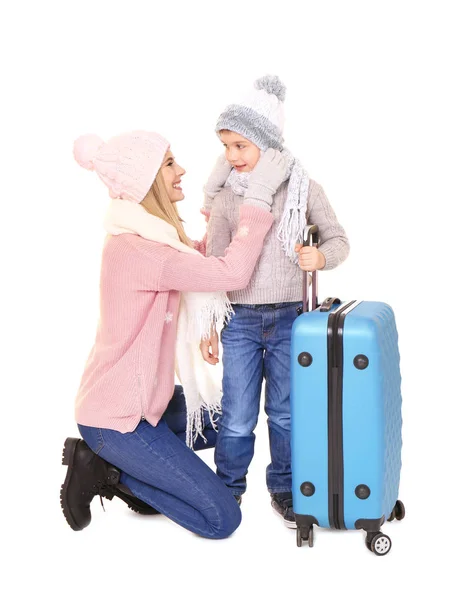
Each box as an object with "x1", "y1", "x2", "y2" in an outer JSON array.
[{"x1": 140, "y1": 171, "x2": 192, "y2": 247}]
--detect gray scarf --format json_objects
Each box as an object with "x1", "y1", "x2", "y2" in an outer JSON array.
[{"x1": 226, "y1": 149, "x2": 309, "y2": 264}]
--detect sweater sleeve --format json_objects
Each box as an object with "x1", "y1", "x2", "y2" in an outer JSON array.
[
  {"x1": 307, "y1": 181, "x2": 350, "y2": 270},
  {"x1": 138, "y1": 205, "x2": 272, "y2": 292},
  {"x1": 206, "y1": 193, "x2": 232, "y2": 258}
]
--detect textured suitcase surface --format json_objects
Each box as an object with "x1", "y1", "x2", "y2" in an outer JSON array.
[{"x1": 291, "y1": 299, "x2": 403, "y2": 551}]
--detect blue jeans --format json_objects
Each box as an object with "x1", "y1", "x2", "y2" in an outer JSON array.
[
  {"x1": 215, "y1": 302, "x2": 301, "y2": 496},
  {"x1": 78, "y1": 386, "x2": 241, "y2": 539}
]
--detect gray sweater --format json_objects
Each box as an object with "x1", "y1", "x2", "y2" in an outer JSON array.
[{"x1": 206, "y1": 179, "x2": 350, "y2": 304}]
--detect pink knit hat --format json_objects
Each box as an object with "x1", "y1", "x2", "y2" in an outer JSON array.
[{"x1": 73, "y1": 130, "x2": 170, "y2": 203}]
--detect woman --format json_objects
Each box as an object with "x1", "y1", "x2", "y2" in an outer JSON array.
[{"x1": 60, "y1": 130, "x2": 287, "y2": 539}]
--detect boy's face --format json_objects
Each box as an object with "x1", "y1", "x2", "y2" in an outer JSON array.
[{"x1": 219, "y1": 130, "x2": 261, "y2": 173}]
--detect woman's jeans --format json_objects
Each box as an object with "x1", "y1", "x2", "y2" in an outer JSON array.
[
  {"x1": 78, "y1": 386, "x2": 241, "y2": 539},
  {"x1": 215, "y1": 302, "x2": 300, "y2": 497}
]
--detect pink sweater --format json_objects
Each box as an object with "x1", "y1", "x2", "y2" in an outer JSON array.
[{"x1": 75, "y1": 205, "x2": 273, "y2": 433}]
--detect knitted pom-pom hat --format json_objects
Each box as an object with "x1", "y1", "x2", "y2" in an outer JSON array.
[
  {"x1": 215, "y1": 75, "x2": 286, "y2": 151},
  {"x1": 73, "y1": 130, "x2": 170, "y2": 203}
]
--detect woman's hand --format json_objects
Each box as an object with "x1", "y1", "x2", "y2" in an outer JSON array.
[
  {"x1": 244, "y1": 148, "x2": 288, "y2": 208},
  {"x1": 295, "y1": 243, "x2": 326, "y2": 272},
  {"x1": 200, "y1": 329, "x2": 220, "y2": 365},
  {"x1": 203, "y1": 154, "x2": 233, "y2": 213}
]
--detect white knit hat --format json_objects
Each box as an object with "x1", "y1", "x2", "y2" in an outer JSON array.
[
  {"x1": 217, "y1": 75, "x2": 312, "y2": 267},
  {"x1": 216, "y1": 75, "x2": 286, "y2": 150}
]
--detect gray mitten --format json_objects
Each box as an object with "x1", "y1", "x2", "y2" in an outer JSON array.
[
  {"x1": 203, "y1": 154, "x2": 233, "y2": 212},
  {"x1": 244, "y1": 149, "x2": 288, "y2": 210}
]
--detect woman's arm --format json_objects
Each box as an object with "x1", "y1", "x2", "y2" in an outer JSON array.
[
  {"x1": 128, "y1": 149, "x2": 286, "y2": 291},
  {"x1": 128, "y1": 205, "x2": 273, "y2": 292}
]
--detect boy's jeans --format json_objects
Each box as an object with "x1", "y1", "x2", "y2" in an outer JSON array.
[{"x1": 215, "y1": 302, "x2": 301, "y2": 496}]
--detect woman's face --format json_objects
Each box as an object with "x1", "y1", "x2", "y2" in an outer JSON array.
[
  {"x1": 160, "y1": 150, "x2": 186, "y2": 202},
  {"x1": 219, "y1": 130, "x2": 261, "y2": 173}
]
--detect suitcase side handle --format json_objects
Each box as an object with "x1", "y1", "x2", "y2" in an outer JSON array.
[
  {"x1": 320, "y1": 297, "x2": 341, "y2": 312},
  {"x1": 302, "y1": 225, "x2": 319, "y2": 313}
]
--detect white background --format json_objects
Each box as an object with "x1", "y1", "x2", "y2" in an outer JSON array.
[{"x1": 2, "y1": 1, "x2": 457, "y2": 598}]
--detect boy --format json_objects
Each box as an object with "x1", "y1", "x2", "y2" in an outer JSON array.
[{"x1": 201, "y1": 76, "x2": 350, "y2": 527}]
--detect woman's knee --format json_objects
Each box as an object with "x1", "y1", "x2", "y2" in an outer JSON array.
[{"x1": 205, "y1": 498, "x2": 242, "y2": 539}]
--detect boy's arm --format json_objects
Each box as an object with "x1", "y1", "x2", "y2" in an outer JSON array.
[
  {"x1": 206, "y1": 194, "x2": 231, "y2": 258},
  {"x1": 307, "y1": 181, "x2": 350, "y2": 270}
]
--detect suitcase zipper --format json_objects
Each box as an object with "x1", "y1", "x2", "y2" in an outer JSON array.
[{"x1": 327, "y1": 300, "x2": 357, "y2": 530}]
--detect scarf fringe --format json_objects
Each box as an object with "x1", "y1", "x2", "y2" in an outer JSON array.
[
  {"x1": 186, "y1": 400, "x2": 222, "y2": 447},
  {"x1": 276, "y1": 206, "x2": 307, "y2": 264},
  {"x1": 187, "y1": 293, "x2": 235, "y2": 342}
]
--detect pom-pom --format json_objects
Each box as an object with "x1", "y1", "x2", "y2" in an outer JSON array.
[
  {"x1": 254, "y1": 75, "x2": 286, "y2": 102},
  {"x1": 73, "y1": 134, "x2": 104, "y2": 170}
]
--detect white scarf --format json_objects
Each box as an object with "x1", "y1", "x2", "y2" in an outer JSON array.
[
  {"x1": 104, "y1": 199, "x2": 234, "y2": 447},
  {"x1": 226, "y1": 148, "x2": 310, "y2": 263}
]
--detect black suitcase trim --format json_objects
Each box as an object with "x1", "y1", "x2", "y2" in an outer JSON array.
[
  {"x1": 355, "y1": 516, "x2": 385, "y2": 532},
  {"x1": 295, "y1": 514, "x2": 319, "y2": 529},
  {"x1": 327, "y1": 300, "x2": 357, "y2": 530}
]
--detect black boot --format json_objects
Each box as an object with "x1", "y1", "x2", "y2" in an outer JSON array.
[
  {"x1": 60, "y1": 437, "x2": 120, "y2": 531},
  {"x1": 61, "y1": 438, "x2": 159, "y2": 530}
]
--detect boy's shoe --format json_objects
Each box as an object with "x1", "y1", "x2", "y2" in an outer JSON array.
[{"x1": 271, "y1": 492, "x2": 297, "y2": 529}]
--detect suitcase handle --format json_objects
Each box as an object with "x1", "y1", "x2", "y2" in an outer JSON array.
[
  {"x1": 320, "y1": 297, "x2": 341, "y2": 312},
  {"x1": 302, "y1": 224, "x2": 319, "y2": 313}
]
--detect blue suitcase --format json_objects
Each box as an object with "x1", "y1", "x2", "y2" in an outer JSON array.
[{"x1": 291, "y1": 226, "x2": 404, "y2": 555}]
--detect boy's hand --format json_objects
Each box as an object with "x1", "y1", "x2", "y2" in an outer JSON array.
[
  {"x1": 200, "y1": 330, "x2": 220, "y2": 365},
  {"x1": 295, "y1": 244, "x2": 326, "y2": 271}
]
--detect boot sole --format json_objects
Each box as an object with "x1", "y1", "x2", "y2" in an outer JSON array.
[
  {"x1": 126, "y1": 502, "x2": 160, "y2": 515},
  {"x1": 60, "y1": 437, "x2": 85, "y2": 531},
  {"x1": 114, "y1": 487, "x2": 160, "y2": 515}
]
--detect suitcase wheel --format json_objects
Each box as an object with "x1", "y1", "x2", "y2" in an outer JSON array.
[
  {"x1": 365, "y1": 532, "x2": 392, "y2": 556},
  {"x1": 394, "y1": 499, "x2": 405, "y2": 520},
  {"x1": 296, "y1": 525, "x2": 314, "y2": 548},
  {"x1": 388, "y1": 499, "x2": 406, "y2": 522},
  {"x1": 296, "y1": 528, "x2": 303, "y2": 547},
  {"x1": 308, "y1": 526, "x2": 314, "y2": 547}
]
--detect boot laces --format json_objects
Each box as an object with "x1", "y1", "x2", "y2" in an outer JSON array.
[{"x1": 92, "y1": 480, "x2": 115, "y2": 511}]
